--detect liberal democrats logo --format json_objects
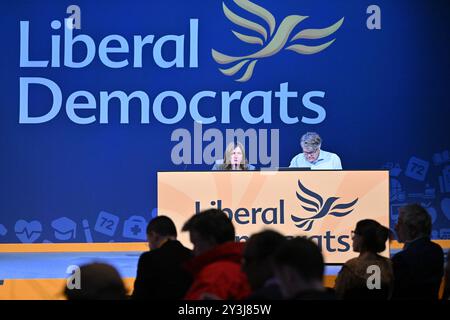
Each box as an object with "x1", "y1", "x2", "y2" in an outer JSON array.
[
  {"x1": 211, "y1": 0, "x2": 344, "y2": 82},
  {"x1": 291, "y1": 180, "x2": 358, "y2": 231}
]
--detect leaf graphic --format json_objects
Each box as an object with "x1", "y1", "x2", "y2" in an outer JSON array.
[
  {"x1": 303, "y1": 220, "x2": 314, "y2": 231},
  {"x1": 295, "y1": 219, "x2": 313, "y2": 229},
  {"x1": 232, "y1": 31, "x2": 264, "y2": 45},
  {"x1": 223, "y1": 2, "x2": 268, "y2": 41},
  {"x1": 234, "y1": 0, "x2": 276, "y2": 37},
  {"x1": 291, "y1": 214, "x2": 307, "y2": 222},
  {"x1": 301, "y1": 205, "x2": 317, "y2": 213},
  {"x1": 296, "y1": 191, "x2": 320, "y2": 211},
  {"x1": 298, "y1": 180, "x2": 323, "y2": 209},
  {"x1": 330, "y1": 198, "x2": 358, "y2": 211},
  {"x1": 236, "y1": 60, "x2": 258, "y2": 82},
  {"x1": 211, "y1": 49, "x2": 239, "y2": 65},
  {"x1": 212, "y1": 15, "x2": 307, "y2": 65},
  {"x1": 328, "y1": 209, "x2": 354, "y2": 217},
  {"x1": 219, "y1": 59, "x2": 250, "y2": 76},
  {"x1": 290, "y1": 17, "x2": 344, "y2": 41},
  {"x1": 285, "y1": 39, "x2": 336, "y2": 55}
]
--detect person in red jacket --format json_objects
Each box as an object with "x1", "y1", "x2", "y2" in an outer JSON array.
[{"x1": 182, "y1": 209, "x2": 251, "y2": 300}]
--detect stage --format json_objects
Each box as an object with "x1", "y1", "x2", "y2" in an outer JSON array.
[{"x1": 2, "y1": 241, "x2": 447, "y2": 300}]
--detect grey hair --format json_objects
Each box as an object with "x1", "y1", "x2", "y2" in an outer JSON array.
[
  {"x1": 399, "y1": 204, "x2": 432, "y2": 239},
  {"x1": 300, "y1": 132, "x2": 322, "y2": 150}
]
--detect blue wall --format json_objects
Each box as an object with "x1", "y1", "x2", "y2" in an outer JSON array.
[{"x1": 0, "y1": 0, "x2": 449, "y2": 243}]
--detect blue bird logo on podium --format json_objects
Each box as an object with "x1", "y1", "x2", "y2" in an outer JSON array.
[{"x1": 291, "y1": 180, "x2": 358, "y2": 231}]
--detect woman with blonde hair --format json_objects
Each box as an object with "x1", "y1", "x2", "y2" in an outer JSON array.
[{"x1": 212, "y1": 142, "x2": 255, "y2": 170}]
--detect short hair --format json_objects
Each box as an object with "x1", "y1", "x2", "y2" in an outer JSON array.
[
  {"x1": 273, "y1": 237, "x2": 324, "y2": 281},
  {"x1": 354, "y1": 219, "x2": 391, "y2": 253},
  {"x1": 146, "y1": 216, "x2": 177, "y2": 237},
  {"x1": 301, "y1": 132, "x2": 321, "y2": 151},
  {"x1": 244, "y1": 230, "x2": 287, "y2": 262},
  {"x1": 399, "y1": 204, "x2": 432, "y2": 239},
  {"x1": 182, "y1": 209, "x2": 235, "y2": 244}
]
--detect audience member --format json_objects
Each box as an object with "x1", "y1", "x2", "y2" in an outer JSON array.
[
  {"x1": 392, "y1": 204, "x2": 444, "y2": 299},
  {"x1": 132, "y1": 216, "x2": 193, "y2": 299},
  {"x1": 334, "y1": 219, "x2": 393, "y2": 299},
  {"x1": 64, "y1": 263, "x2": 126, "y2": 300},
  {"x1": 273, "y1": 237, "x2": 335, "y2": 300},
  {"x1": 182, "y1": 209, "x2": 251, "y2": 299},
  {"x1": 242, "y1": 230, "x2": 286, "y2": 300}
]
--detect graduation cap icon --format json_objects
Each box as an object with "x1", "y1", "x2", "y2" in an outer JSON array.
[{"x1": 51, "y1": 217, "x2": 77, "y2": 241}]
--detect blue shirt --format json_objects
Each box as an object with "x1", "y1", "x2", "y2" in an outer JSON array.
[{"x1": 289, "y1": 149, "x2": 342, "y2": 170}]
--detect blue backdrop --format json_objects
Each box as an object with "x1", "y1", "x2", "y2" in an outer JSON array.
[{"x1": 1, "y1": 0, "x2": 449, "y2": 243}]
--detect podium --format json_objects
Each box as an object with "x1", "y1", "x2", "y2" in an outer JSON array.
[{"x1": 157, "y1": 170, "x2": 389, "y2": 264}]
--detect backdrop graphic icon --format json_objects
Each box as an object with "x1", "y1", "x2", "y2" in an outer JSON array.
[
  {"x1": 405, "y1": 157, "x2": 430, "y2": 182},
  {"x1": 441, "y1": 198, "x2": 450, "y2": 221},
  {"x1": 150, "y1": 208, "x2": 158, "y2": 220},
  {"x1": 82, "y1": 219, "x2": 93, "y2": 242},
  {"x1": 432, "y1": 230, "x2": 439, "y2": 239},
  {"x1": 0, "y1": 224, "x2": 7, "y2": 236},
  {"x1": 51, "y1": 217, "x2": 77, "y2": 240},
  {"x1": 94, "y1": 211, "x2": 120, "y2": 237},
  {"x1": 439, "y1": 166, "x2": 450, "y2": 193},
  {"x1": 390, "y1": 178, "x2": 405, "y2": 202},
  {"x1": 122, "y1": 216, "x2": 147, "y2": 240},
  {"x1": 382, "y1": 162, "x2": 402, "y2": 177},
  {"x1": 14, "y1": 220, "x2": 42, "y2": 243},
  {"x1": 421, "y1": 203, "x2": 437, "y2": 224},
  {"x1": 439, "y1": 229, "x2": 450, "y2": 239}
]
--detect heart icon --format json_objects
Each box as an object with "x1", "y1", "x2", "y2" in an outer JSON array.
[
  {"x1": 441, "y1": 198, "x2": 450, "y2": 221},
  {"x1": 14, "y1": 220, "x2": 42, "y2": 243}
]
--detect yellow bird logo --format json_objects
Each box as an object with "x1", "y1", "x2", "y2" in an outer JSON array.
[{"x1": 212, "y1": 0, "x2": 344, "y2": 82}]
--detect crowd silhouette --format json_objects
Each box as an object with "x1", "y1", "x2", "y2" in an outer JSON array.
[{"x1": 64, "y1": 204, "x2": 448, "y2": 300}]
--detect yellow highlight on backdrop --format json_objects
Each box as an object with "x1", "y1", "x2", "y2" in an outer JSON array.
[{"x1": 157, "y1": 170, "x2": 389, "y2": 264}]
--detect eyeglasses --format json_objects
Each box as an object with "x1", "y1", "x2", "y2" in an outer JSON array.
[
  {"x1": 351, "y1": 230, "x2": 360, "y2": 239},
  {"x1": 303, "y1": 149, "x2": 319, "y2": 156}
]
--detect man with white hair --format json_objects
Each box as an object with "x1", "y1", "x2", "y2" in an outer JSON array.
[
  {"x1": 392, "y1": 204, "x2": 444, "y2": 299},
  {"x1": 289, "y1": 132, "x2": 342, "y2": 169}
]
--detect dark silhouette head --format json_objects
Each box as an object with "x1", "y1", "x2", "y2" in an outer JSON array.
[
  {"x1": 273, "y1": 237, "x2": 325, "y2": 298},
  {"x1": 182, "y1": 209, "x2": 235, "y2": 256},
  {"x1": 395, "y1": 203, "x2": 432, "y2": 243},
  {"x1": 352, "y1": 219, "x2": 391, "y2": 253},
  {"x1": 64, "y1": 263, "x2": 127, "y2": 300},
  {"x1": 242, "y1": 230, "x2": 287, "y2": 290},
  {"x1": 146, "y1": 215, "x2": 177, "y2": 250}
]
